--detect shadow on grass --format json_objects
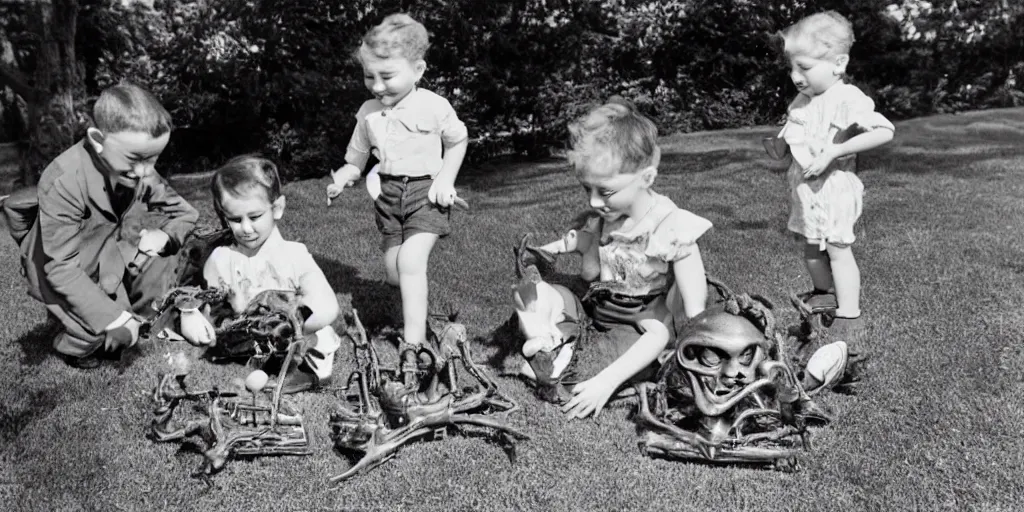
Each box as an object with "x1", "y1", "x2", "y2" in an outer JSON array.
[
  {"x1": 312, "y1": 254, "x2": 402, "y2": 332},
  {"x1": 876, "y1": 145, "x2": 1024, "y2": 179},
  {"x1": 0, "y1": 386, "x2": 63, "y2": 445},
  {"x1": 12, "y1": 319, "x2": 61, "y2": 367}
]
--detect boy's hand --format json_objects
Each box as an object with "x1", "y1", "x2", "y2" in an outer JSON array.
[
  {"x1": 105, "y1": 316, "x2": 143, "y2": 351},
  {"x1": 427, "y1": 180, "x2": 468, "y2": 209},
  {"x1": 138, "y1": 228, "x2": 170, "y2": 256},
  {"x1": 428, "y1": 179, "x2": 457, "y2": 208},
  {"x1": 561, "y1": 375, "x2": 618, "y2": 419},
  {"x1": 327, "y1": 166, "x2": 361, "y2": 206}
]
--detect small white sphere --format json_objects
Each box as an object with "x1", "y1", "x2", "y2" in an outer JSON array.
[{"x1": 245, "y1": 370, "x2": 269, "y2": 393}]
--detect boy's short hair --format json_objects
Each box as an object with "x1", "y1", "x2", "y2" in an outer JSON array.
[
  {"x1": 211, "y1": 155, "x2": 282, "y2": 215},
  {"x1": 93, "y1": 83, "x2": 173, "y2": 137},
  {"x1": 358, "y1": 13, "x2": 430, "y2": 61},
  {"x1": 781, "y1": 11, "x2": 855, "y2": 58},
  {"x1": 567, "y1": 96, "x2": 660, "y2": 176}
]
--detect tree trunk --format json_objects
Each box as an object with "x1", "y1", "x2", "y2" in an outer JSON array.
[{"x1": 20, "y1": 0, "x2": 80, "y2": 186}]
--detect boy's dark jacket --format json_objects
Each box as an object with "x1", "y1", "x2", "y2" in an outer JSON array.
[{"x1": 2, "y1": 139, "x2": 198, "y2": 335}]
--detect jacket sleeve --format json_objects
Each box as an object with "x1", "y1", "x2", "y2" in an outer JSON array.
[
  {"x1": 38, "y1": 174, "x2": 124, "y2": 332},
  {"x1": 144, "y1": 174, "x2": 199, "y2": 254}
]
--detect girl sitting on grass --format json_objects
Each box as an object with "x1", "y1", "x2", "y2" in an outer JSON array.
[
  {"x1": 535, "y1": 97, "x2": 712, "y2": 419},
  {"x1": 768, "y1": 11, "x2": 895, "y2": 345},
  {"x1": 200, "y1": 155, "x2": 343, "y2": 394}
]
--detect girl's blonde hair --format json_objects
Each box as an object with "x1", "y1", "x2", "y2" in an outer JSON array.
[
  {"x1": 781, "y1": 11, "x2": 855, "y2": 59},
  {"x1": 567, "y1": 97, "x2": 660, "y2": 176},
  {"x1": 358, "y1": 13, "x2": 430, "y2": 61}
]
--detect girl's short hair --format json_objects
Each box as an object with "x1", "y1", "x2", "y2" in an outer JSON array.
[
  {"x1": 567, "y1": 96, "x2": 660, "y2": 176},
  {"x1": 93, "y1": 83, "x2": 173, "y2": 137},
  {"x1": 211, "y1": 155, "x2": 282, "y2": 215},
  {"x1": 781, "y1": 11, "x2": 855, "y2": 58},
  {"x1": 358, "y1": 13, "x2": 430, "y2": 61}
]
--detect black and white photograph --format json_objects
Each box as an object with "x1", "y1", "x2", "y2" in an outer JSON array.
[{"x1": 0, "y1": 0, "x2": 1021, "y2": 510}]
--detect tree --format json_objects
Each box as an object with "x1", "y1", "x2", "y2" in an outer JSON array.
[{"x1": 0, "y1": 0, "x2": 81, "y2": 186}]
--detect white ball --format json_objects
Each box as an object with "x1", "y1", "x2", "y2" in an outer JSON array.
[{"x1": 245, "y1": 370, "x2": 269, "y2": 393}]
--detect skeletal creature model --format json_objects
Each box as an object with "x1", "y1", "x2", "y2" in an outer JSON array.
[
  {"x1": 148, "y1": 288, "x2": 315, "y2": 477},
  {"x1": 328, "y1": 311, "x2": 529, "y2": 482}
]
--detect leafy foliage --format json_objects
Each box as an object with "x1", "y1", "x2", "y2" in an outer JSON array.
[{"x1": 4, "y1": 0, "x2": 1022, "y2": 179}]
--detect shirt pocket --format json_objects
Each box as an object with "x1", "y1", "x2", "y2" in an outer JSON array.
[{"x1": 389, "y1": 115, "x2": 440, "y2": 161}]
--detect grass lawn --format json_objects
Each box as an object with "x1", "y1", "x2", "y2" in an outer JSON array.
[{"x1": 2, "y1": 107, "x2": 1023, "y2": 512}]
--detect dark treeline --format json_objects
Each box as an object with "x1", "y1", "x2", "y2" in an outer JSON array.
[{"x1": 1, "y1": 0, "x2": 1021, "y2": 182}]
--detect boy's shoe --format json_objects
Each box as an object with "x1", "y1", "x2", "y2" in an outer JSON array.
[
  {"x1": 61, "y1": 353, "x2": 101, "y2": 370},
  {"x1": 798, "y1": 290, "x2": 838, "y2": 313}
]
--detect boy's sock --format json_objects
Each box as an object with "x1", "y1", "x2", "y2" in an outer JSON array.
[{"x1": 305, "y1": 328, "x2": 341, "y2": 380}]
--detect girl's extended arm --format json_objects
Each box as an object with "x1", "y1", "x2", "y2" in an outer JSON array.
[
  {"x1": 539, "y1": 229, "x2": 600, "y2": 281},
  {"x1": 562, "y1": 318, "x2": 670, "y2": 419},
  {"x1": 673, "y1": 248, "x2": 708, "y2": 319},
  {"x1": 539, "y1": 229, "x2": 593, "y2": 254},
  {"x1": 298, "y1": 267, "x2": 339, "y2": 335}
]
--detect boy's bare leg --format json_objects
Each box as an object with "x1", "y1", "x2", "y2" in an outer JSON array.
[
  {"x1": 802, "y1": 241, "x2": 834, "y2": 294},
  {"x1": 383, "y1": 246, "x2": 401, "y2": 286},
  {"x1": 826, "y1": 244, "x2": 861, "y2": 318},
  {"x1": 397, "y1": 232, "x2": 439, "y2": 346}
]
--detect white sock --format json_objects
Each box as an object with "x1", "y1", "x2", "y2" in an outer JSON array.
[{"x1": 307, "y1": 327, "x2": 341, "y2": 380}]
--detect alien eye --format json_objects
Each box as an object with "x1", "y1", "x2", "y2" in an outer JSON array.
[
  {"x1": 696, "y1": 347, "x2": 722, "y2": 367},
  {"x1": 738, "y1": 346, "x2": 756, "y2": 365}
]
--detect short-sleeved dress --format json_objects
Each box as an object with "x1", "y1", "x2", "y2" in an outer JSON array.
[
  {"x1": 579, "y1": 192, "x2": 711, "y2": 334},
  {"x1": 779, "y1": 82, "x2": 894, "y2": 249},
  {"x1": 567, "y1": 192, "x2": 711, "y2": 380}
]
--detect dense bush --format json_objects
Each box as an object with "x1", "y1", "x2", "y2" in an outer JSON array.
[{"x1": 5, "y1": 0, "x2": 1023, "y2": 180}]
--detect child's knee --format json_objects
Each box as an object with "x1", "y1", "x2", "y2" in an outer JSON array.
[{"x1": 825, "y1": 243, "x2": 854, "y2": 260}]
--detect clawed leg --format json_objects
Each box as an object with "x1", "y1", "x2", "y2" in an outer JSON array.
[
  {"x1": 151, "y1": 415, "x2": 206, "y2": 442},
  {"x1": 449, "y1": 414, "x2": 530, "y2": 440},
  {"x1": 329, "y1": 426, "x2": 434, "y2": 483}
]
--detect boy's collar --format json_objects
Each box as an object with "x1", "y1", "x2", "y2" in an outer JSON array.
[{"x1": 388, "y1": 87, "x2": 419, "y2": 110}]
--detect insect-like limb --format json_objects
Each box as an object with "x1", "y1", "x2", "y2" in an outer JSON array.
[{"x1": 329, "y1": 310, "x2": 529, "y2": 483}]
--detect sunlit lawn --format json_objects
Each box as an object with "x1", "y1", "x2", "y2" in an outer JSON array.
[{"x1": 1, "y1": 108, "x2": 1023, "y2": 511}]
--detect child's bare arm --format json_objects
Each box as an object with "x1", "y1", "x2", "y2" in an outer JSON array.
[
  {"x1": 673, "y1": 248, "x2": 708, "y2": 319},
  {"x1": 562, "y1": 319, "x2": 670, "y2": 419},
  {"x1": 297, "y1": 265, "x2": 339, "y2": 334},
  {"x1": 539, "y1": 229, "x2": 595, "y2": 254},
  {"x1": 829, "y1": 127, "x2": 894, "y2": 159},
  {"x1": 434, "y1": 138, "x2": 468, "y2": 189}
]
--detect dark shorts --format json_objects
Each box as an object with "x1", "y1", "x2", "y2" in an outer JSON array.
[
  {"x1": 373, "y1": 175, "x2": 451, "y2": 251},
  {"x1": 586, "y1": 291, "x2": 666, "y2": 334}
]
